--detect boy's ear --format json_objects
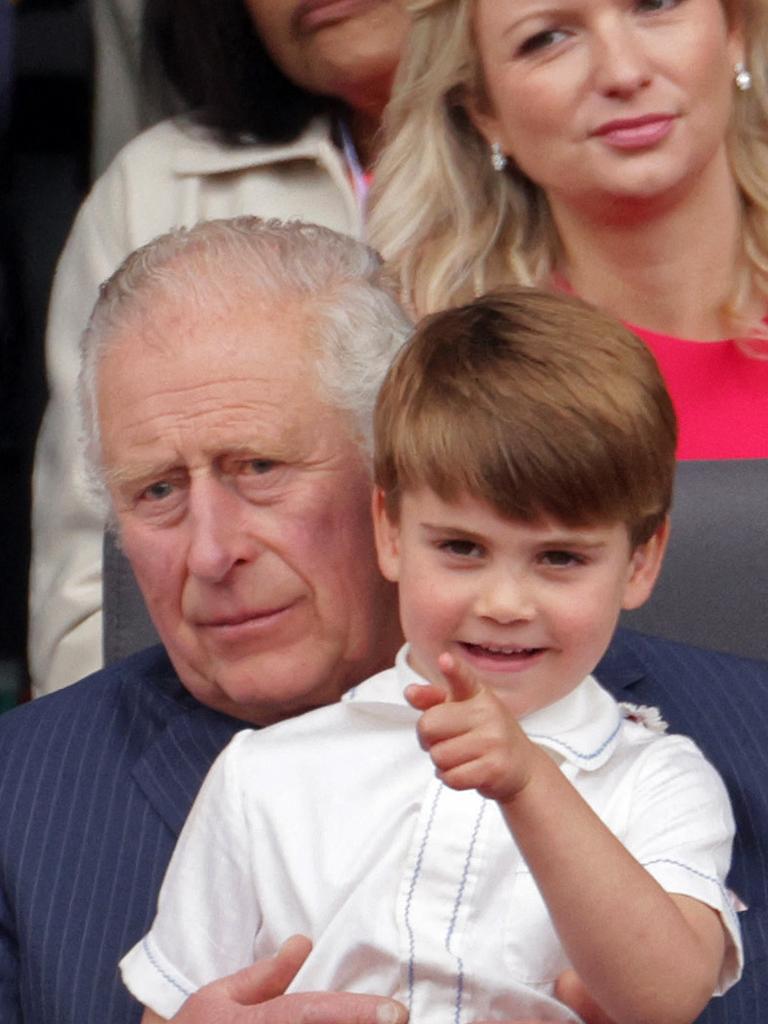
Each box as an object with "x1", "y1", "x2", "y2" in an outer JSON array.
[
  {"x1": 372, "y1": 487, "x2": 402, "y2": 583},
  {"x1": 621, "y1": 517, "x2": 670, "y2": 611}
]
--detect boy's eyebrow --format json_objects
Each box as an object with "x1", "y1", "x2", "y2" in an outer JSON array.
[
  {"x1": 419, "y1": 521, "x2": 487, "y2": 541},
  {"x1": 419, "y1": 520, "x2": 612, "y2": 548}
]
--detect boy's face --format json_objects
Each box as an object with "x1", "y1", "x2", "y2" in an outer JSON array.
[{"x1": 373, "y1": 488, "x2": 666, "y2": 718}]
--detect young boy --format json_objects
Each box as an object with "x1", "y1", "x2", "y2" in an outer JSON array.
[{"x1": 121, "y1": 289, "x2": 742, "y2": 1024}]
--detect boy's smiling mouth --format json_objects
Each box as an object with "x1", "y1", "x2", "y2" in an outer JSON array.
[{"x1": 460, "y1": 641, "x2": 546, "y2": 661}]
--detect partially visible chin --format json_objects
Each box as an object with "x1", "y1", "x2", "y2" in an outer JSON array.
[{"x1": 166, "y1": 641, "x2": 352, "y2": 726}]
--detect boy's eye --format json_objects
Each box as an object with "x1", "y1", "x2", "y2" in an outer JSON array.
[
  {"x1": 439, "y1": 539, "x2": 485, "y2": 559},
  {"x1": 540, "y1": 549, "x2": 584, "y2": 567}
]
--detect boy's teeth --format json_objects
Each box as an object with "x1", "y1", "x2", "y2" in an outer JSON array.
[{"x1": 479, "y1": 643, "x2": 533, "y2": 654}]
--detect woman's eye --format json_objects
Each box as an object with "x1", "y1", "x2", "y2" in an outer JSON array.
[
  {"x1": 541, "y1": 549, "x2": 584, "y2": 567},
  {"x1": 518, "y1": 27, "x2": 568, "y2": 55},
  {"x1": 439, "y1": 539, "x2": 484, "y2": 558}
]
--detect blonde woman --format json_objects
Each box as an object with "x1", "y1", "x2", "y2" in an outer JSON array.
[{"x1": 369, "y1": 0, "x2": 768, "y2": 459}]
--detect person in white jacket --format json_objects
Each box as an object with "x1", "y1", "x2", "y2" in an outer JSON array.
[{"x1": 30, "y1": 0, "x2": 409, "y2": 695}]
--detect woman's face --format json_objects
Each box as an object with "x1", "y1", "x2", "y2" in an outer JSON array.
[
  {"x1": 244, "y1": 0, "x2": 409, "y2": 112},
  {"x1": 470, "y1": 0, "x2": 743, "y2": 214}
]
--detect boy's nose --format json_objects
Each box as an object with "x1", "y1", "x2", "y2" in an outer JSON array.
[{"x1": 475, "y1": 573, "x2": 536, "y2": 624}]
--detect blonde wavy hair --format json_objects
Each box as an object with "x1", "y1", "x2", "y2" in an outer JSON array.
[{"x1": 369, "y1": 0, "x2": 768, "y2": 342}]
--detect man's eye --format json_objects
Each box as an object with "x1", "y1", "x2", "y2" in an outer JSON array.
[
  {"x1": 141, "y1": 481, "x2": 175, "y2": 502},
  {"x1": 439, "y1": 539, "x2": 484, "y2": 558},
  {"x1": 541, "y1": 549, "x2": 584, "y2": 567},
  {"x1": 635, "y1": 0, "x2": 679, "y2": 12},
  {"x1": 242, "y1": 459, "x2": 278, "y2": 475}
]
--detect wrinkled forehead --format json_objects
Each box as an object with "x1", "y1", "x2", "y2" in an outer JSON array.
[{"x1": 95, "y1": 284, "x2": 318, "y2": 397}]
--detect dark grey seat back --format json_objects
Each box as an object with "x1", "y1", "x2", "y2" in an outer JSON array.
[
  {"x1": 621, "y1": 459, "x2": 767, "y2": 660},
  {"x1": 102, "y1": 530, "x2": 159, "y2": 664}
]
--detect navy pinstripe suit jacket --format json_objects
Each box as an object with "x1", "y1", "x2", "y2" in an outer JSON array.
[{"x1": 0, "y1": 630, "x2": 766, "y2": 1023}]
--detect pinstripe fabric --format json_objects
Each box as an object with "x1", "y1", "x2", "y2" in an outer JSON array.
[
  {"x1": 0, "y1": 646, "x2": 243, "y2": 1024},
  {"x1": 0, "y1": 631, "x2": 765, "y2": 1023},
  {"x1": 597, "y1": 630, "x2": 768, "y2": 1023}
]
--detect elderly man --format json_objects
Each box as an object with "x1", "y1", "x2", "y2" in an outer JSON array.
[{"x1": 0, "y1": 219, "x2": 766, "y2": 1024}]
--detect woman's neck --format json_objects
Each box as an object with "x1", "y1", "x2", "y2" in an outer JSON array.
[
  {"x1": 552, "y1": 155, "x2": 747, "y2": 340},
  {"x1": 346, "y1": 106, "x2": 382, "y2": 170}
]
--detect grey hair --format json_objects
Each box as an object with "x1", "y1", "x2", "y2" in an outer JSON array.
[{"x1": 79, "y1": 216, "x2": 413, "y2": 502}]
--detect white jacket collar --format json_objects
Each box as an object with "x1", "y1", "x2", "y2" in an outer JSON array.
[{"x1": 170, "y1": 115, "x2": 341, "y2": 176}]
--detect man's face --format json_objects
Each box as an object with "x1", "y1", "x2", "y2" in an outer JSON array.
[{"x1": 99, "y1": 292, "x2": 399, "y2": 724}]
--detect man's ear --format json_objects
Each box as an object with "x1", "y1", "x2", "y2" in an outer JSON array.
[
  {"x1": 372, "y1": 487, "x2": 402, "y2": 583},
  {"x1": 622, "y1": 517, "x2": 670, "y2": 611}
]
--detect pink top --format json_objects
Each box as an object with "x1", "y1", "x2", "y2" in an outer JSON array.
[{"x1": 626, "y1": 325, "x2": 768, "y2": 461}]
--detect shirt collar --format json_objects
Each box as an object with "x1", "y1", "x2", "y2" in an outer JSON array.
[
  {"x1": 348, "y1": 645, "x2": 622, "y2": 772},
  {"x1": 169, "y1": 115, "x2": 340, "y2": 177}
]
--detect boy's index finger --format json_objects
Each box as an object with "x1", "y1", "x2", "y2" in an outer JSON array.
[{"x1": 437, "y1": 652, "x2": 483, "y2": 703}]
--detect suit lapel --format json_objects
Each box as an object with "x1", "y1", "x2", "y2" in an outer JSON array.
[{"x1": 129, "y1": 665, "x2": 246, "y2": 837}]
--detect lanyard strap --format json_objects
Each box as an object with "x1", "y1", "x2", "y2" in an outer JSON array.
[{"x1": 338, "y1": 118, "x2": 370, "y2": 222}]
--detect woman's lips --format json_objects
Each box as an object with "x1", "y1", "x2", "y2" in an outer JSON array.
[
  {"x1": 292, "y1": 0, "x2": 382, "y2": 33},
  {"x1": 592, "y1": 114, "x2": 676, "y2": 149}
]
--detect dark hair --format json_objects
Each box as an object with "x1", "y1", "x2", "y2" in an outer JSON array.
[
  {"x1": 374, "y1": 287, "x2": 677, "y2": 547},
  {"x1": 143, "y1": 0, "x2": 336, "y2": 146}
]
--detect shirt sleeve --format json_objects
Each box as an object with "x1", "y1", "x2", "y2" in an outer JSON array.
[
  {"x1": 622, "y1": 732, "x2": 743, "y2": 994},
  {"x1": 120, "y1": 733, "x2": 263, "y2": 1019}
]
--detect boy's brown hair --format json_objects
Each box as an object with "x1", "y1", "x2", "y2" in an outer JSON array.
[{"x1": 374, "y1": 287, "x2": 677, "y2": 546}]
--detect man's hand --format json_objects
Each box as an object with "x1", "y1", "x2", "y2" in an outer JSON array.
[
  {"x1": 405, "y1": 652, "x2": 542, "y2": 803},
  {"x1": 142, "y1": 935, "x2": 408, "y2": 1024}
]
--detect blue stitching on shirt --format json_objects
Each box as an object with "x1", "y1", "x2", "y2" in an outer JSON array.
[
  {"x1": 404, "y1": 783, "x2": 444, "y2": 1013},
  {"x1": 642, "y1": 858, "x2": 739, "y2": 926},
  {"x1": 527, "y1": 712, "x2": 622, "y2": 761},
  {"x1": 445, "y1": 799, "x2": 487, "y2": 1024},
  {"x1": 141, "y1": 936, "x2": 192, "y2": 997}
]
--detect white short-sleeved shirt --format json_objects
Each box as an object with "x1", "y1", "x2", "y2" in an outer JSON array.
[{"x1": 120, "y1": 647, "x2": 742, "y2": 1022}]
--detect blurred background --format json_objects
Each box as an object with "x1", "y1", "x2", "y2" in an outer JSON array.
[{"x1": 1, "y1": 0, "x2": 154, "y2": 710}]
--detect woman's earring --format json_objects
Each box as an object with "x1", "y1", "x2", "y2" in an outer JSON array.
[
  {"x1": 491, "y1": 141, "x2": 508, "y2": 172},
  {"x1": 735, "y1": 62, "x2": 752, "y2": 92}
]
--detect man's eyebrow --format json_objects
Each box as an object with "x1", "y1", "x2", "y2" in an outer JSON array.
[{"x1": 104, "y1": 460, "x2": 183, "y2": 488}]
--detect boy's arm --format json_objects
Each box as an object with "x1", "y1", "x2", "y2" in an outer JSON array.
[{"x1": 408, "y1": 654, "x2": 728, "y2": 1024}]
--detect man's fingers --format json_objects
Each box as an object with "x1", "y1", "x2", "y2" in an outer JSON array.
[
  {"x1": 258, "y1": 992, "x2": 407, "y2": 1024},
  {"x1": 222, "y1": 935, "x2": 313, "y2": 1004},
  {"x1": 437, "y1": 652, "x2": 482, "y2": 703}
]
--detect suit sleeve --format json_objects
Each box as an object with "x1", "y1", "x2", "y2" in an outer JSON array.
[{"x1": 0, "y1": 874, "x2": 21, "y2": 1024}]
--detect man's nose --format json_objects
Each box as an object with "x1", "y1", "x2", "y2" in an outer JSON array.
[
  {"x1": 186, "y1": 477, "x2": 260, "y2": 583},
  {"x1": 474, "y1": 570, "x2": 536, "y2": 624}
]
